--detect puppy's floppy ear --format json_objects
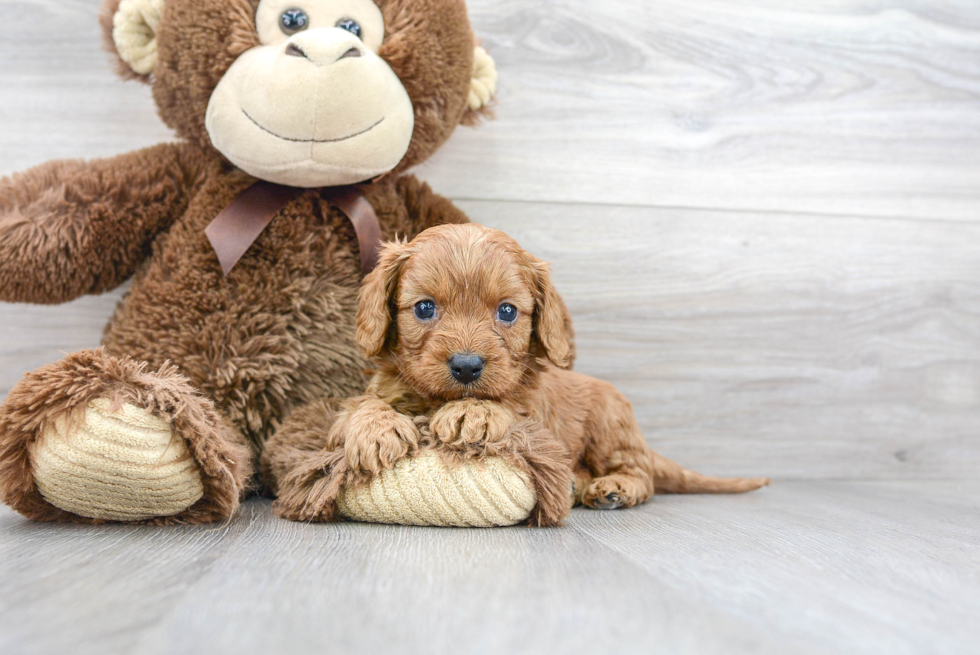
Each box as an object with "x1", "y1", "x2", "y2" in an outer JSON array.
[
  {"x1": 356, "y1": 240, "x2": 411, "y2": 358},
  {"x1": 530, "y1": 259, "x2": 575, "y2": 369}
]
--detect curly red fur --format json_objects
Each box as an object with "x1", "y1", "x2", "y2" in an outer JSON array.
[{"x1": 267, "y1": 224, "x2": 768, "y2": 527}]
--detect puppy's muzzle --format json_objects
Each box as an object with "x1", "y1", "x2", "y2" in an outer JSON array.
[{"x1": 448, "y1": 353, "x2": 484, "y2": 385}]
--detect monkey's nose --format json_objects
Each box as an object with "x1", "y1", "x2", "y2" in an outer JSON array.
[
  {"x1": 448, "y1": 354, "x2": 485, "y2": 385},
  {"x1": 286, "y1": 43, "x2": 363, "y2": 61},
  {"x1": 284, "y1": 27, "x2": 366, "y2": 67},
  {"x1": 285, "y1": 43, "x2": 308, "y2": 59}
]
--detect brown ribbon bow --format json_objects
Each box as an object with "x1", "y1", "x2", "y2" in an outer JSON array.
[{"x1": 205, "y1": 181, "x2": 383, "y2": 277}]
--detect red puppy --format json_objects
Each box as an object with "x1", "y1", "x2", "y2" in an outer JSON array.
[{"x1": 268, "y1": 223, "x2": 768, "y2": 525}]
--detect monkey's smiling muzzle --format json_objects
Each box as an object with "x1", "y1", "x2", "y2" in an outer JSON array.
[
  {"x1": 242, "y1": 110, "x2": 385, "y2": 144},
  {"x1": 206, "y1": 16, "x2": 415, "y2": 188}
]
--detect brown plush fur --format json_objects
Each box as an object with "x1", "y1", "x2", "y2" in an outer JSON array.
[
  {"x1": 264, "y1": 224, "x2": 769, "y2": 526},
  {"x1": 0, "y1": 144, "x2": 210, "y2": 304},
  {"x1": 0, "y1": 0, "x2": 485, "y2": 522}
]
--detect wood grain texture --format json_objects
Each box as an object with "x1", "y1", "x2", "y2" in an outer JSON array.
[
  {"x1": 1, "y1": 1, "x2": 979, "y2": 653},
  {"x1": 1, "y1": 483, "x2": 977, "y2": 655},
  {"x1": 3, "y1": 1, "x2": 980, "y2": 220},
  {"x1": 418, "y1": 0, "x2": 980, "y2": 220},
  {"x1": 0, "y1": 1, "x2": 173, "y2": 172},
  {"x1": 461, "y1": 201, "x2": 980, "y2": 480}
]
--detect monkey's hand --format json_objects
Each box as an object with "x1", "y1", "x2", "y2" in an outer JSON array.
[
  {"x1": 430, "y1": 399, "x2": 517, "y2": 454},
  {"x1": 337, "y1": 398, "x2": 420, "y2": 477}
]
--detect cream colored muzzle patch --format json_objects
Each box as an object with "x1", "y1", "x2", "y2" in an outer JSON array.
[
  {"x1": 336, "y1": 451, "x2": 536, "y2": 527},
  {"x1": 112, "y1": 0, "x2": 165, "y2": 76},
  {"x1": 31, "y1": 399, "x2": 204, "y2": 521},
  {"x1": 206, "y1": 27, "x2": 415, "y2": 188}
]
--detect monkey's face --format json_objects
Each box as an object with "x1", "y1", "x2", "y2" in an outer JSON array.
[
  {"x1": 205, "y1": 0, "x2": 415, "y2": 187},
  {"x1": 103, "y1": 0, "x2": 493, "y2": 186}
]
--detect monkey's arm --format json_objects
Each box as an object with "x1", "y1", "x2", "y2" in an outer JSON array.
[{"x1": 0, "y1": 142, "x2": 209, "y2": 304}]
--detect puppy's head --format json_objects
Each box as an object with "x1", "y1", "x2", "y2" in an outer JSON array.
[{"x1": 356, "y1": 223, "x2": 573, "y2": 400}]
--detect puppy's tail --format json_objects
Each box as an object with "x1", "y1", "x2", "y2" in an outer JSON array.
[{"x1": 653, "y1": 453, "x2": 769, "y2": 494}]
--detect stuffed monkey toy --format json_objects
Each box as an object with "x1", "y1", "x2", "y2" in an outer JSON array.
[{"x1": 0, "y1": 0, "x2": 517, "y2": 525}]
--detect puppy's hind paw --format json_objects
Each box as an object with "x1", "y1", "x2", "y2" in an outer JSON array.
[
  {"x1": 581, "y1": 475, "x2": 647, "y2": 510},
  {"x1": 583, "y1": 490, "x2": 623, "y2": 510},
  {"x1": 601, "y1": 492, "x2": 623, "y2": 509}
]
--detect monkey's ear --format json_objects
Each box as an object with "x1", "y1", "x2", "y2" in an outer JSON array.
[
  {"x1": 101, "y1": 0, "x2": 164, "y2": 81},
  {"x1": 356, "y1": 240, "x2": 411, "y2": 359},
  {"x1": 461, "y1": 46, "x2": 498, "y2": 125},
  {"x1": 531, "y1": 260, "x2": 575, "y2": 369}
]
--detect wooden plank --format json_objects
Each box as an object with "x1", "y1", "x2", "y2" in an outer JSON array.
[
  {"x1": 422, "y1": 0, "x2": 980, "y2": 220},
  {"x1": 0, "y1": 292, "x2": 126, "y2": 397},
  {"x1": 3, "y1": 1, "x2": 980, "y2": 220},
  {"x1": 0, "y1": 496, "x2": 251, "y2": 654},
  {"x1": 0, "y1": 1, "x2": 174, "y2": 172},
  {"x1": 0, "y1": 481, "x2": 976, "y2": 654},
  {"x1": 569, "y1": 480, "x2": 980, "y2": 655},
  {"x1": 457, "y1": 200, "x2": 980, "y2": 480}
]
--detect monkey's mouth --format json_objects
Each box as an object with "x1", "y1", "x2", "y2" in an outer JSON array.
[{"x1": 242, "y1": 109, "x2": 385, "y2": 144}]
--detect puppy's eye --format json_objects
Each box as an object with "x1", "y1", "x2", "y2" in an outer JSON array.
[
  {"x1": 336, "y1": 18, "x2": 362, "y2": 38},
  {"x1": 414, "y1": 300, "x2": 437, "y2": 321},
  {"x1": 280, "y1": 8, "x2": 310, "y2": 35},
  {"x1": 497, "y1": 303, "x2": 518, "y2": 323}
]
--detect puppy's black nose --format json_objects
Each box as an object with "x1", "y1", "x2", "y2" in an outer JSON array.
[{"x1": 448, "y1": 353, "x2": 484, "y2": 385}]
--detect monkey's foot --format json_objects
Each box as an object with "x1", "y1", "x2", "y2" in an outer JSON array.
[
  {"x1": 0, "y1": 348, "x2": 253, "y2": 523},
  {"x1": 32, "y1": 398, "x2": 204, "y2": 521}
]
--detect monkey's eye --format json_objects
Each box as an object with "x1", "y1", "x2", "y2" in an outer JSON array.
[
  {"x1": 280, "y1": 8, "x2": 309, "y2": 35},
  {"x1": 497, "y1": 303, "x2": 518, "y2": 324},
  {"x1": 336, "y1": 18, "x2": 362, "y2": 38},
  {"x1": 414, "y1": 300, "x2": 437, "y2": 321}
]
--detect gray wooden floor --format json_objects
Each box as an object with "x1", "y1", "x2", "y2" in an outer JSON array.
[
  {"x1": 1, "y1": 1, "x2": 979, "y2": 653},
  {"x1": 2, "y1": 482, "x2": 978, "y2": 655}
]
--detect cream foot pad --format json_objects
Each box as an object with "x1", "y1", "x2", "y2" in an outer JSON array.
[
  {"x1": 336, "y1": 452, "x2": 536, "y2": 527},
  {"x1": 31, "y1": 398, "x2": 204, "y2": 521}
]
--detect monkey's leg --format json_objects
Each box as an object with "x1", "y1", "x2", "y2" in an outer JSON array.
[
  {"x1": 0, "y1": 348, "x2": 252, "y2": 524},
  {"x1": 261, "y1": 397, "x2": 350, "y2": 523}
]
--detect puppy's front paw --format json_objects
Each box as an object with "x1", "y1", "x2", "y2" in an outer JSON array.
[
  {"x1": 430, "y1": 399, "x2": 516, "y2": 452},
  {"x1": 341, "y1": 399, "x2": 419, "y2": 477}
]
